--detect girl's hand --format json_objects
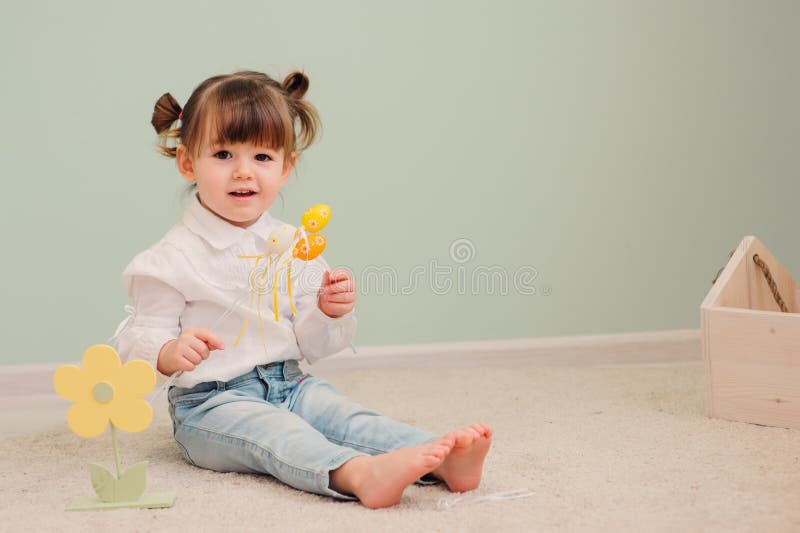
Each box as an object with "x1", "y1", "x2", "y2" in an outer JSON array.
[
  {"x1": 318, "y1": 269, "x2": 356, "y2": 318},
  {"x1": 157, "y1": 327, "x2": 225, "y2": 376}
]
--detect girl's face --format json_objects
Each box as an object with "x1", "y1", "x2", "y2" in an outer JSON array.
[{"x1": 176, "y1": 141, "x2": 296, "y2": 228}]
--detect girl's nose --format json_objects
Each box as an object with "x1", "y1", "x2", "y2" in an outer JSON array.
[{"x1": 233, "y1": 163, "x2": 253, "y2": 180}]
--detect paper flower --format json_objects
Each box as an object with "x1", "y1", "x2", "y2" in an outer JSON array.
[{"x1": 53, "y1": 344, "x2": 156, "y2": 438}]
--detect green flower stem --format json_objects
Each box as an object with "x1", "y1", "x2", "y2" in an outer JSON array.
[{"x1": 110, "y1": 422, "x2": 122, "y2": 479}]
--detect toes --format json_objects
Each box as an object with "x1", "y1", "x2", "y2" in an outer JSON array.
[
  {"x1": 427, "y1": 441, "x2": 453, "y2": 458},
  {"x1": 454, "y1": 429, "x2": 472, "y2": 447},
  {"x1": 422, "y1": 454, "x2": 442, "y2": 469},
  {"x1": 423, "y1": 446, "x2": 450, "y2": 466},
  {"x1": 433, "y1": 444, "x2": 450, "y2": 457},
  {"x1": 450, "y1": 425, "x2": 493, "y2": 448},
  {"x1": 438, "y1": 434, "x2": 456, "y2": 449},
  {"x1": 473, "y1": 423, "x2": 493, "y2": 438}
]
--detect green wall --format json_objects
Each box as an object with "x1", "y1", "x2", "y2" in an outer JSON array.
[{"x1": 2, "y1": 1, "x2": 798, "y2": 364}]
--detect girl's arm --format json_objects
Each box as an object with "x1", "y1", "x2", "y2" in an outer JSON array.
[
  {"x1": 292, "y1": 257, "x2": 357, "y2": 364},
  {"x1": 116, "y1": 276, "x2": 186, "y2": 379}
]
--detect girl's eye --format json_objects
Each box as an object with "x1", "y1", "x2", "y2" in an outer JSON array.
[
  {"x1": 214, "y1": 151, "x2": 231, "y2": 159},
  {"x1": 255, "y1": 154, "x2": 271, "y2": 162}
]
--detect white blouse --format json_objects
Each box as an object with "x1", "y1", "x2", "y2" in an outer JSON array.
[{"x1": 115, "y1": 194, "x2": 356, "y2": 388}]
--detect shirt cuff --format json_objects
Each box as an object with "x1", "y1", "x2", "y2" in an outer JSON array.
[
  {"x1": 122, "y1": 328, "x2": 175, "y2": 386},
  {"x1": 293, "y1": 306, "x2": 357, "y2": 364}
]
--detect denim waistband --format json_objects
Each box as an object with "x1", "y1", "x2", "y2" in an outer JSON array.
[{"x1": 169, "y1": 359, "x2": 302, "y2": 396}]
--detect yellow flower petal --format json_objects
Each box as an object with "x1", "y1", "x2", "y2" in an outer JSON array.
[
  {"x1": 117, "y1": 360, "x2": 156, "y2": 398},
  {"x1": 82, "y1": 345, "x2": 122, "y2": 383},
  {"x1": 110, "y1": 398, "x2": 152, "y2": 433},
  {"x1": 55, "y1": 344, "x2": 157, "y2": 438},
  {"x1": 53, "y1": 365, "x2": 91, "y2": 402},
  {"x1": 67, "y1": 401, "x2": 110, "y2": 438}
]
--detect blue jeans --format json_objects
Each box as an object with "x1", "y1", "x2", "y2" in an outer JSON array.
[{"x1": 168, "y1": 360, "x2": 438, "y2": 499}]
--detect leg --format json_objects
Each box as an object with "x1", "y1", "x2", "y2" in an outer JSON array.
[
  {"x1": 286, "y1": 377, "x2": 492, "y2": 494},
  {"x1": 171, "y1": 388, "x2": 365, "y2": 499},
  {"x1": 284, "y1": 376, "x2": 463, "y2": 507},
  {"x1": 285, "y1": 376, "x2": 438, "y2": 454}
]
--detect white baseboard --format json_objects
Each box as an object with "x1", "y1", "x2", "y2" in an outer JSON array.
[
  {"x1": 1, "y1": 329, "x2": 701, "y2": 397},
  {"x1": 306, "y1": 328, "x2": 701, "y2": 374}
]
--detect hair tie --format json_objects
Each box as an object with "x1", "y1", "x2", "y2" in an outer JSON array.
[{"x1": 178, "y1": 110, "x2": 183, "y2": 120}]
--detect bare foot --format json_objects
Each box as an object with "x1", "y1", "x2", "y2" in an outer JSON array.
[
  {"x1": 433, "y1": 423, "x2": 492, "y2": 492},
  {"x1": 331, "y1": 436, "x2": 454, "y2": 509}
]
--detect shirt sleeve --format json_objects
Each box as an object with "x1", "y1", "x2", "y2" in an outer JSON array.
[
  {"x1": 116, "y1": 276, "x2": 185, "y2": 380},
  {"x1": 291, "y1": 256, "x2": 357, "y2": 364}
]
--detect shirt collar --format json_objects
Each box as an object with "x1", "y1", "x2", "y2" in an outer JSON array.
[{"x1": 183, "y1": 193, "x2": 275, "y2": 250}]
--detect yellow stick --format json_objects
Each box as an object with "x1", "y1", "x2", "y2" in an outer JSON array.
[
  {"x1": 273, "y1": 264, "x2": 281, "y2": 322},
  {"x1": 234, "y1": 256, "x2": 262, "y2": 347},
  {"x1": 288, "y1": 262, "x2": 296, "y2": 316}
]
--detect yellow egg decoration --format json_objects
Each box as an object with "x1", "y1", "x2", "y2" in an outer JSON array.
[
  {"x1": 292, "y1": 234, "x2": 327, "y2": 261},
  {"x1": 301, "y1": 204, "x2": 331, "y2": 233},
  {"x1": 236, "y1": 203, "x2": 332, "y2": 350}
]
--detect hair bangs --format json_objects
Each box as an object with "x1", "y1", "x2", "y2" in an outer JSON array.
[{"x1": 195, "y1": 80, "x2": 294, "y2": 156}]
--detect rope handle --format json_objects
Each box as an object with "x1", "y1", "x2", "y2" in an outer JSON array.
[
  {"x1": 752, "y1": 254, "x2": 789, "y2": 313},
  {"x1": 711, "y1": 250, "x2": 790, "y2": 313}
]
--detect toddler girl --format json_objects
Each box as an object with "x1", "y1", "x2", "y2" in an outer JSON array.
[{"x1": 116, "y1": 70, "x2": 492, "y2": 509}]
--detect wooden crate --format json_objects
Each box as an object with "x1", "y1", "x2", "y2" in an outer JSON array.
[{"x1": 701, "y1": 236, "x2": 800, "y2": 429}]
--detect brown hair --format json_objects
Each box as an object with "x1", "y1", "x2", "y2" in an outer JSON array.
[{"x1": 151, "y1": 70, "x2": 320, "y2": 171}]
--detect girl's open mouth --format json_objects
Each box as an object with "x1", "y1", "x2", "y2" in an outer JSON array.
[{"x1": 229, "y1": 191, "x2": 256, "y2": 197}]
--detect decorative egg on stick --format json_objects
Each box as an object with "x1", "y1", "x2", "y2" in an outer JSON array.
[
  {"x1": 234, "y1": 204, "x2": 332, "y2": 354},
  {"x1": 139, "y1": 205, "x2": 334, "y2": 402}
]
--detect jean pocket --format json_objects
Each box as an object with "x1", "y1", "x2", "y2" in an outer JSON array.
[
  {"x1": 170, "y1": 390, "x2": 215, "y2": 421},
  {"x1": 285, "y1": 374, "x2": 314, "y2": 412},
  {"x1": 287, "y1": 367, "x2": 309, "y2": 383}
]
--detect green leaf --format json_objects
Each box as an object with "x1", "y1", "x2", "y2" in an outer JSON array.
[
  {"x1": 88, "y1": 463, "x2": 117, "y2": 503},
  {"x1": 87, "y1": 461, "x2": 148, "y2": 502},
  {"x1": 117, "y1": 461, "x2": 148, "y2": 501}
]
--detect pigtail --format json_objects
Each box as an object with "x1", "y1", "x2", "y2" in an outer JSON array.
[
  {"x1": 151, "y1": 93, "x2": 182, "y2": 158},
  {"x1": 282, "y1": 71, "x2": 320, "y2": 153},
  {"x1": 282, "y1": 71, "x2": 309, "y2": 99}
]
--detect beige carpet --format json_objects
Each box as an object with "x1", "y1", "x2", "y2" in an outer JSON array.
[{"x1": 2, "y1": 363, "x2": 799, "y2": 532}]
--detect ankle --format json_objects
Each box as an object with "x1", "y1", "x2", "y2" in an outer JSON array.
[{"x1": 330, "y1": 455, "x2": 370, "y2": 496}]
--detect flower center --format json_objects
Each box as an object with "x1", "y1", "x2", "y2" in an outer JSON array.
[{"x1": 92, "y1": 381, "x2": 115, "y2": 404}]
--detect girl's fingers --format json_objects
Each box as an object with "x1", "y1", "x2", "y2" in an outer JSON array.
[
  {"x1": 320, "y1": 303, "x2": 353, "y2": 317},
  {"x1": 323, "y1": 293, "x2": 355, "y2": 304},
  {"x1": 188, "y1": 337, "x2": 211, "y2": 359},
  {"x1": 183, "y1": 346, "x2": 203, "y2": 365},
  {"x1": 176, "y1": 358, "x2": 195, "y2": 372},
  {"x1": 325, "y1": 280, "x2": 355, "y2": 294},
  {"x1": 327, "y1": 269, "x2": 350, "y2": 281},
  {"x1": 191, "y1": 328, "x2": 226, "y2": 350},
  {"x1": 325, "y1": 270, "x2": 353, "y2": 286}
]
